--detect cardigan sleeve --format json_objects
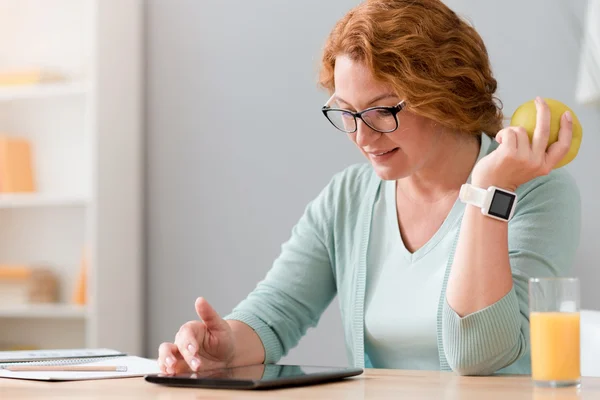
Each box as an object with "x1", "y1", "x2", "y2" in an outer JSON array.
[
  {"x1": 223, "y1": 173, "x2": 342, "y2": 363},
  {"x1": 442, "y1": 169, "x2": 581, "y2": 375}
]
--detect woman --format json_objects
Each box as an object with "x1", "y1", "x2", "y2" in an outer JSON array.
[{"x1": 158, "y1": 0, "x2": 580, "y2": 376}]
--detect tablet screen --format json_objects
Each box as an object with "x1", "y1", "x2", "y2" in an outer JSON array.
[{"x1": 176, "y1": 364, "x2": 351, "y2": 380}]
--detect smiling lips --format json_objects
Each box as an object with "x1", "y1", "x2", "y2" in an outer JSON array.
[{"x1": 367, "y1": 147, "x2": 399, "y2": 159}]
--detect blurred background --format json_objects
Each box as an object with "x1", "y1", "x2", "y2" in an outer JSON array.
[{"x1": 0, "y1": 0, "x2": 597, "y2": 368}]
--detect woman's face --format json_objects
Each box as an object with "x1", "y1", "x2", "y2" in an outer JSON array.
[{"x1": 333, "y1": 55, "x2": 442, "y2": 181}]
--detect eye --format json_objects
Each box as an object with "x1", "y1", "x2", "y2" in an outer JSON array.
[{"x1": 375, "y1": 109, "x2": 392, "y2": 117}]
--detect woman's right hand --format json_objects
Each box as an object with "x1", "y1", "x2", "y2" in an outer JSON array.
[{"x1": 157, "y1": 297, "x2": 236, "y2": 375}]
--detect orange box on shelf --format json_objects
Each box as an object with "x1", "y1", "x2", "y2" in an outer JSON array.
[
  {"x1": 0, "y1": 265, "x2": 59, "y2": 305},
  {"x1": 0, "y1": 136, "x2": 36, "y2": 193},
  {"x1": 0, "y1": 265, "x2": 31, "y2": 280}
]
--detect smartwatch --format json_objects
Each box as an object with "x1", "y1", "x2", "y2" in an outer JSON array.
[{"x1": 459, "y1": 184, "x2": 517, "y2": 222}]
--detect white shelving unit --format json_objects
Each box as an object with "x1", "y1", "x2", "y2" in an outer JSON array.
[
  {"x1": 0, "y1": 193, "x2": 89, "y2": 208},
  {"x1": 0, "y1": 304, "x2": 86, "y2": 319},
  {"x1": 0, "y1": 0, "x2": 143, "y2": 355},
  {"x1": 0, "y1": 81, "x2": 87, "y2": 101}
]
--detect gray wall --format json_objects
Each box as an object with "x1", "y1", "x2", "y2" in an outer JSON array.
[
  {"x1": 445, "y1": 0, "x2": 599, "y2": 309},
  {"x1": 145, "y1": 0, "x2": 600, "y2": 365},
  {"x1": 145, "y1": 0, "x2": 362, "y2": 365}
]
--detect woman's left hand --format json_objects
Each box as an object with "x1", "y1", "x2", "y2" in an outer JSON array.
[{"x1": 471, "y1": 97, "x2": 573, "y2": 192}]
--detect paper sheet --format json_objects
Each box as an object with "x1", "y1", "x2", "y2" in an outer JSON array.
[{"x1": 0, "y1": 356, "x2": 160, "y2": 381}]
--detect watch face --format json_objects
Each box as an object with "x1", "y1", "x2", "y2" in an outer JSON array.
[{"x1": 488, "y1": 190, "x2": 516, "y2": 220}]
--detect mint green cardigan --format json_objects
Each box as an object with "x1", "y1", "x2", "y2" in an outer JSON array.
[{"x1": 225, "y1": 137, "x2": 581, "y2": 375}]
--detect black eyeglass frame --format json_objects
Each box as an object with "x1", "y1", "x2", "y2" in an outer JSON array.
[{"x1": 321, "y1": 94, "x2": 406, "y2": 134}]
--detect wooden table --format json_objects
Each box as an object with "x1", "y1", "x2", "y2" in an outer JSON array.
[{"x1": 1, "y1": 369, "x2": 599, "y2": 399}]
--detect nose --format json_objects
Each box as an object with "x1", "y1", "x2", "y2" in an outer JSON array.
[{"x1": 354, "y1": 120, "x2": 380, "y2": 148}]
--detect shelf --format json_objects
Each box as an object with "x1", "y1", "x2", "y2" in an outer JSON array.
[
  {"x1": 0, "y1": 2, "x2": 143, "y2": 354},
  {"x1": 0, "y1": 82, "x2": 87, "y2": 102},
  {"x1": 0, "y1": 304, "x2": 86, "y2": 319},
  {"x1": 0, "y1": 193, "x2": 89, "y2": 209}
]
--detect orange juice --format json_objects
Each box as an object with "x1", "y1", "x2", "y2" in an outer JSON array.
[{"x1": 530, "y1": 312, "x2": 580, "y2": 382}]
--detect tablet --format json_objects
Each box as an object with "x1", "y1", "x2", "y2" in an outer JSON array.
[{"x1": 144, "y1": 363, "x2": 363, "y2": 390}]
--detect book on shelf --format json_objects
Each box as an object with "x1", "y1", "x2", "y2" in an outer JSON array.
[
  {"x1": 0, "y1": 135, "x2": 36, "y2": 193},
  {"x1": 72, "y1": 249, "x2": 88, "y2": 306},
  {"x1": 0, "y1": 68, "x2": 66, "y2": 87}
]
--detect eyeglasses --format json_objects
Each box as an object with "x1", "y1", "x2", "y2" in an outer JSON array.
[{"x1": 321, "y1": 94, "x2": 406, "y2": 134}]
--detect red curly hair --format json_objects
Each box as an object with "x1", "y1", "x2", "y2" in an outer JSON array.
[{"x1": 319, "y1": 0, "x2": 503, "y2": 137}]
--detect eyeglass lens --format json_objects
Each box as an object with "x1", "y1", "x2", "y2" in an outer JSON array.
[{"x1": 326, "y1": 108, "x2": 397, "y2": 133}]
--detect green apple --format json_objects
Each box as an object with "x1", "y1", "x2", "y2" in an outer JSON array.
[{"x1": 510, "y1": 98, "x2": 583, "y2": 169}]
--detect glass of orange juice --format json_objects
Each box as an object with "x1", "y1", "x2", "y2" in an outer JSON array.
[{"x1": 529, "y1": 277, "x2": 580, "y2": 388}]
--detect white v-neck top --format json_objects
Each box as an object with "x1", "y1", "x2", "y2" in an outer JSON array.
[{"x1": 364, "y1": 139, "x2": 489, "y2": 370}]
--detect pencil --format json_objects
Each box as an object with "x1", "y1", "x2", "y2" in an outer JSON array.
[{"x1": 2, "y1": 365, "x2": 128, "y2": 372}]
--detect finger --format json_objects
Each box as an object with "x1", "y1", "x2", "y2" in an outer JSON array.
[
  {"x1": 531, "y1": 97, "x2": 551, "y2": 155},
  {"x1": 158, "y1": 342, "x2": 188, "y2": 375},
  {"x1": 497, "y1": 128, "x2": 517, "y2": 152},
  {"x1": 170, "y1": 356, "x2": 193, "y2": 374},
  {"x1": 195, "y1": 297, "x2": 228, "y2": 333},
  {"x1": 174, "y1": 321, "x2": 204, "y2": 372},
  {"x1": 158, "y1": 360, "x2": 167, "y2": 375},
  {"x1": 513, "y1": 126, "x2": 531, "y2": 160},
  {"x1": 158, "y1": 342, "x2": 178, "y2": 366},
  {"x1": 495, "y1": 129, "x2": 506, "y2": 146},
  {"x1": 546, "y1": 111, "x2": 573, "y2": 167}
]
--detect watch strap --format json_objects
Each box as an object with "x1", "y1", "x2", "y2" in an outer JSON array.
[{"x1": 459, "y1": 183, "x2": 487, "y2": 208}]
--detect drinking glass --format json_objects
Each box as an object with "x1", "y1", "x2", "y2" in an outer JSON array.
[{"x1": 529, "y1": 277, "x2": 580, "y2": 388}]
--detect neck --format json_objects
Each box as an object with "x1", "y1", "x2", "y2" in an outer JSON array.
[{"x1": 398, "y1": 132, "x2": 481, "y2": 203}]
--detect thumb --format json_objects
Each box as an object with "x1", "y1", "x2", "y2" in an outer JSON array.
[{"x1": 195, "y1": 297, "x2": 228, "y2": 332}]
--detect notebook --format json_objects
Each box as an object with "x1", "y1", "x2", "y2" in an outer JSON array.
[
  {"x1": 0, "y1": 348, "x2": 125, "y2": 363},
  {"x1": 0, "y1": 348, "x2": 160, "y2": 381}
]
